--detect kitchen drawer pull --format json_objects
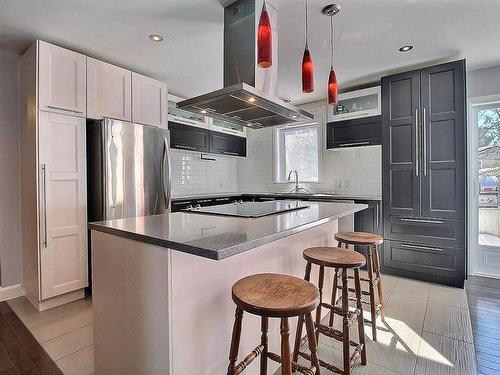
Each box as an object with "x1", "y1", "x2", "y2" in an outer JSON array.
[
  {"x1": 197, "y1": 199, "x2": 212, "y2": 203},
  {"x1": 175, "y1": 145, "x2": 199, "y2": 151},
  {"x1": 216, "y1": 198, "x2": 230, "y2": 201},
  {"x1": 401, "y1": 243, "x2": 443, "y2": 252},
  {"x1": 338, "y1": 141, "x2": 370, "y2": 147},
  {"x1": 222, "y1": 151, "x2": 240, "y2": 156},
  {"x1": 47, "y1": 105, "x2": 83, "y2": 114},
  {"x1": 400, "y1": 218, "x2": 444, "y2": 224},
  {"x1": 173, "y1": 201, "x2": 192, "y2": 205}
]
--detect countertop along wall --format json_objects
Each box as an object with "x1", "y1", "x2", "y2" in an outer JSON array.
[
  {"x1": 0, "y1": 51, "x2": 21, "y2": 288},
  {"x1": 237, "y1": 100, "x2": 382, "y2": 197}
]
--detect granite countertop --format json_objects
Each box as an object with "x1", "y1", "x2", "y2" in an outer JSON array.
[
  {"x1": 171, "y1": 192, "x2": 382, "y2": 201},
  {"x1": 89, "y1": 201, "x2": 368, "y2": 260}
]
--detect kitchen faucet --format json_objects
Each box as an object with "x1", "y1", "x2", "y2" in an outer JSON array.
[{"x1": 287, "y1": 170, "x2": 311, "y2": 194}]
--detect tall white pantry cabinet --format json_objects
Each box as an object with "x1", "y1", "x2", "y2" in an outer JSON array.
[{"x1": 20, "y1": 41, "x2": 88, "y2": 311}]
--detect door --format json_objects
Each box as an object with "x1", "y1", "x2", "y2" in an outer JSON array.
[
  {"x1": 382, "y1": 70, "x2": 421, "y2": 217},
  {"x1": 87, "y1": 58, "x2": 132, "y2": 121},
  {"x1": 132, "y1": 73, "x2": 167, "y2": 128},
  {"x1": 209, "y1": 131, "x2": 247, "y2": 157},
  {"x1": 169, "y1": 122, "x2": 210, "y2": 152},
  {"x1": 470, "y1": 99, "x2": 500, "y2": 277},
  {"x1": 420, "y1": 60, "x2": 466, "y2": 219},
  {"x1": 38, "y1": 112, "x2": 88, "y2": 299},
  {"x1": 103, "y1": 119, "x2": 171, "y2": 220},
  {"x1": 38, "y1": 41, "x2": 86, "y2": 117}
]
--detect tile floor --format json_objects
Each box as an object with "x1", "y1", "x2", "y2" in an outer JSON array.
[
  {"x1": 7, "y1": 296, "x2": 94, "y2": 375},
  {"x1": 6, "y1": 273, "x2": 476, "y2": 375},
  {"x1": 276, "y1": 272, "x2": 477, "y2": 375}
]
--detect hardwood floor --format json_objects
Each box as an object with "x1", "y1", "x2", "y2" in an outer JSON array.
[
  {"x1": 466, "y1": 276, "x2": 500, "y2": 375},
  {"x1": 0, "y1": 301, "x2": 62, "y2": 374}
]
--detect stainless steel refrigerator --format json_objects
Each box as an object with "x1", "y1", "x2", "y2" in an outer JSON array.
[{"x1": 87, "y1": 118, "x2": 172, "y2": 223}]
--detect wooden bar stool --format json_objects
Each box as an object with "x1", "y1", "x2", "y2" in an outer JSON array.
[
  {"x1": 227, "y1": 273, "x2": 321, "y2": 375},
  {"x1": 293, "y1": 247, "x2": 367, "y2": 375},
  {"x1": 334, "y1": 232, "x2": 384, "y2": 341}
]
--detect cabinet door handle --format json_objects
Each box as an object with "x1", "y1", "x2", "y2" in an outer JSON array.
[
  {"x1": 46, "y1": 105, "x2": 83, "y2": 114},
  {"x1": 401, "y1": 243, "x2": 443, "y2": 252},
  {"x1": 376, "y1": 203, "x2": 380, "y2": 228},
  {"x1": 175, "y1": 145, "x2": 198, "y2": 151},
  {"x1": 222, "y1": 151, "x2": 239, "y2": 156},
  {"x1": 423, "y1": 108, "x2": 428, "y2": 176},
  {"x1": 162, "y1": 137, "x2": 172, "y2": 209},
  {"x1": 415, "y1": 108, "x2": 419, "y2": 177},
  {"x1": 41, "y1": 164, "x2": 48, "y2": 248},
  {"x1": 338, "y1": 141, "x2": 370, "y2": 147},
  {"x1": 400, "y1": 218, "x2": 444, "y2": 224}
]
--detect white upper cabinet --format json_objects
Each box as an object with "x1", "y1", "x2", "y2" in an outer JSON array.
[
  {"x1": 87, "y1": 58, "x2": 132, "y2": 121},
  {"x1": 132, "y1": 73, "x2": 167, "y2": 128},
  {"x1": 38, "y1": 41, "x2": 87, "y2": 117}
]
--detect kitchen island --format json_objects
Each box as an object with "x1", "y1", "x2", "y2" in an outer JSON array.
[{"x1": 89, "y1": 201, "x2": 367, "y2": 375}]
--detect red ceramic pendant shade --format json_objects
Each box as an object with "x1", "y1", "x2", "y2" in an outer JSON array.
[
  {"x1": 257, "y1": 2, "x2": 272, "y2": 68},
  {"x1": 302, "y1": 47, "x2": 314, "y2": 93},
  {"x1": 328, "y1": 67, "x2": 338, "y2": 105}
]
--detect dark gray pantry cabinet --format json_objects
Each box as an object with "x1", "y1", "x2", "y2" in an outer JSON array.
[{"x1": 381, "y1": 59, "x2": 466, "y2": 287}]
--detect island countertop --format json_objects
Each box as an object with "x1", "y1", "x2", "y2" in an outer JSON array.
[{"x1": 88, "y1": 200, "x2": 367, "y2": 260}]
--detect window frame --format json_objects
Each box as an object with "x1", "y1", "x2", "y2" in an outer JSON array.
[{"x1": 273, "y1": 122, "x2": 322, "y2": 184}]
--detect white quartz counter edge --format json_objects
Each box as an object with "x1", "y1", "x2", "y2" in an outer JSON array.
[{"x1": 88, "y1": 203, "x2": 368, "y2": 260}]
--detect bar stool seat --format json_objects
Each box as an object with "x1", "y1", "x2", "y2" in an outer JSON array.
[
  {"x1": 232, "y1": 273, "x2": 320, "y2": 318},
  {"x1": 334, "y1": 232, "x2": 383, "y2": 246},
  {"x1": 303, "y1": 247, "x2": 366, "y2": 268},
  {"x1": 227, "y1": 273, "x2": 321, "y2": 375}
]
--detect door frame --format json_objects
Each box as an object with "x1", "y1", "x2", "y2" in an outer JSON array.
[{"x1": 468, "y1": 94, "x2": 500, "y2": 278}]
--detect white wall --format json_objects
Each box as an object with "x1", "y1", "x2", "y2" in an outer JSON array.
[
  {"x1": 0, "y1": 51, "x2": 21, "y2": 287},
  {"x1": 170, "y1": 150, "x2": 238, "y2": 197},
  {"x1": 237, "y1": 101, "x2": 382, "y2": 197},
  {"x1": 468, "y1": 64, "x2": 500, "y2": 98}
]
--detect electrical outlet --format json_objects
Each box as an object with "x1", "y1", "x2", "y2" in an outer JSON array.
[
  {"x1": 343, "y1": 179, "x2": 350, "y2": 188},
  {"x1": 336, "y1": 179, "x2": 342, "y2": 188}
]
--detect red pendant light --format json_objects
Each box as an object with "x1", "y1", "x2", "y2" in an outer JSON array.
[
  {"x1": 328, "y1": 67, "x2": 338, "y2": 105},
  {"x1": 257, "y1": 1, "x2": 272, "y2": 68},
  {"x1": 302, "y1": 0, "x2": 314, "y2": 93},
  {"x1": 324, "y1": 4, "x2": 341, "y2": 105}
]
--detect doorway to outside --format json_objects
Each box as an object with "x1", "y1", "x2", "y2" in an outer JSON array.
[{"x1": 469, "y1": 96, "x2": 500, "y2": 278}]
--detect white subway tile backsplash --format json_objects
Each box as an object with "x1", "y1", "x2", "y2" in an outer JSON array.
[{"x1": 171, "y1": 150, "x2": 238, "y2": 197}]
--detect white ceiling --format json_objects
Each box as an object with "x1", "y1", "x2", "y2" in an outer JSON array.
[{"x1": 1, "y1": 0, "x2": 500, "y2": 104}]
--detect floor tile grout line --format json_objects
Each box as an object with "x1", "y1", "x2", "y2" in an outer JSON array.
[
  {"x1": 35, "y1": 319, "x2": 94, "y2": 344},
  {"x1": 55, "y1": 343, "x2": 94, "y2": 363},
  {"x1": 411, "y1": 292, "x2": 430, "y2": 375}
]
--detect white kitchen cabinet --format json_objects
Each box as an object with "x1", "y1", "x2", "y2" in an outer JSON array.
[
  {"x1": 327, "y1": 86, "x2": 381, "y2": 122},
  {"x1": 38, "y1": 112, "x2": 88, "y2": 299},
  {"x1": 38, "y1": 41, "x2": 87, "y2": 117},
  {"x1": 87, "y1": 58, "x2": 132, "y2": 121},
  {"x1": 132, "y1": 72, "x2": 167, "y2": 128}
]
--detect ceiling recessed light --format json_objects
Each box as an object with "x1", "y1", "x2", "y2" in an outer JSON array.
[
  {"x1": 149, "y1": 34, "x2": 164, "y2": 42},
  {"x1": 399, "y1": 45, "x2": 413, "y2": 52}
]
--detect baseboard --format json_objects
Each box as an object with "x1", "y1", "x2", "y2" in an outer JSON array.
[
  {"x1": 25, "y1": 289, "x2": 85, "y2": 311},
  {"x1": 0, "y1": 284, "x2": 25, "y2": 302},
  {"x1": 469, "y1": 271, "x2": 500, "y2": 280}
]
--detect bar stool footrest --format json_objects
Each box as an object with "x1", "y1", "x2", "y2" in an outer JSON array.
[
  {"x1": 267, "y1": 352, "x2": 316, "y2": 375},
  {"x1": 315, "y1": 323, "x2": 360, "y2": 346},
  {"x1": 232, "y1": 344, "x2": 265, "y2": 375},
  {"x1": 349, "y1": 344, "x2": 364, "y2": 370},
  {"x1": 298, "y1": 351, "x2": 342, "y2": 375}
]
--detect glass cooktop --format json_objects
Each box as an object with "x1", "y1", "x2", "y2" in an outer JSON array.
[{"x1": 183, "y1": 201, "x2": 310, "y2": 218}]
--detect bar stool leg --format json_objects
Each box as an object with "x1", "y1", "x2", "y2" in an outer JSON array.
[
  {"x1": 366, "y1": 246, "x2": 378, "y2": 341},
  {"x1": 280, "y1": 318, "x2": 292, "y2": 375},
  {"x1": 373, "y1": 245, "x2": 385, "y2": 320},
  {"x1": 292, "y1": 314, "x2": 303, "y2": 368},
  {"x1": 260, "y1": 317, "x2": 268, "y2": 375},
  {"x1": 341, "y1": 268, "x2": 351, "y2": 375},
  {"x1": 305, "y1": 312, "x2": 321, "y2": 375},
  {"x1": 315, "y1": 266, "x2": 325, "y2": 344},
  {"x1": 353, "y1": 269, "x2": 367, "y2": 366},
  {"x1": 227, "y1": 307, "x2": 244, "y2": 375},
  {"x1": 329, "y1": 268, "x2": 339, "y2": 327}
]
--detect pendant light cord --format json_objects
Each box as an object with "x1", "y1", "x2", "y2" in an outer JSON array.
[
  {"x1": 305, "y1": 0, "x2": 309, "y2": 48},
  {"x1": 330, "y1": 15, "x2": 334, "y2": 69}
]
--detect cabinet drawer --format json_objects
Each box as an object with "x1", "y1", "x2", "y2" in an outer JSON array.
[
  {"x1": 383, "y1": 240, "x2": 465, "y2": 286},
  {"x1": 384, "y1": 216, "x2": 465, "y2": 249}
]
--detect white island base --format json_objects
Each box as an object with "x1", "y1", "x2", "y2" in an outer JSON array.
[{"x1": 92, "y1": 219, "x2": 345, "y2": 375}]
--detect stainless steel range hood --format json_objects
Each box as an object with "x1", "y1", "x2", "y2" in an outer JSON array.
[{"x1": 177, "y1": 0, "x2": 314, "y2": 129}]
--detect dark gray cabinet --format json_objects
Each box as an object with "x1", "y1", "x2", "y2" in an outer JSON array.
[
  {"x1": 354, "y1": 200, "x2": 383, "y2": 264},
  {"x1": 326, "y1": 116, "x2": 381, "y2": 149},
  {"x1": 381, "y1": 59, "x2": 466, "y2": 287},
  {"x1": 168, "y1": 121, "x2": 246, "y2": 157}
]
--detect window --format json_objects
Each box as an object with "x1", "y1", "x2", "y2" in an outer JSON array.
[{"x1": 274, "y1": 124, "x2": 320, "y2": 183}]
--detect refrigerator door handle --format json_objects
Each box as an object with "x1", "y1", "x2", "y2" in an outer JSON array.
[{"x1": 162, "y1": 137, "x2": 172, "y2": 210}]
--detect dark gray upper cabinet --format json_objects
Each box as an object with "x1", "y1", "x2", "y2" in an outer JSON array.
[
  {"x1": 382, "y1": 70, "x2": 421, "y2": 218},
  {"x1": 420, "y1": 61, "x2": 466, "y2": 219},
  {"x1": 168, "y1": 122, "x2": 246, "y2": 157},
  {"x1": 326, "y1": 116, "x2": 381, "y2": 149},
  {"x1": 382, "y1": 60, "x2": 466, "y2": 221}
]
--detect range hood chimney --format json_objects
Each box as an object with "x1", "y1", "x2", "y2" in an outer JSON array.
[{"x1": 177, "y1": 0, "x2": 314, "y2": 129}]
